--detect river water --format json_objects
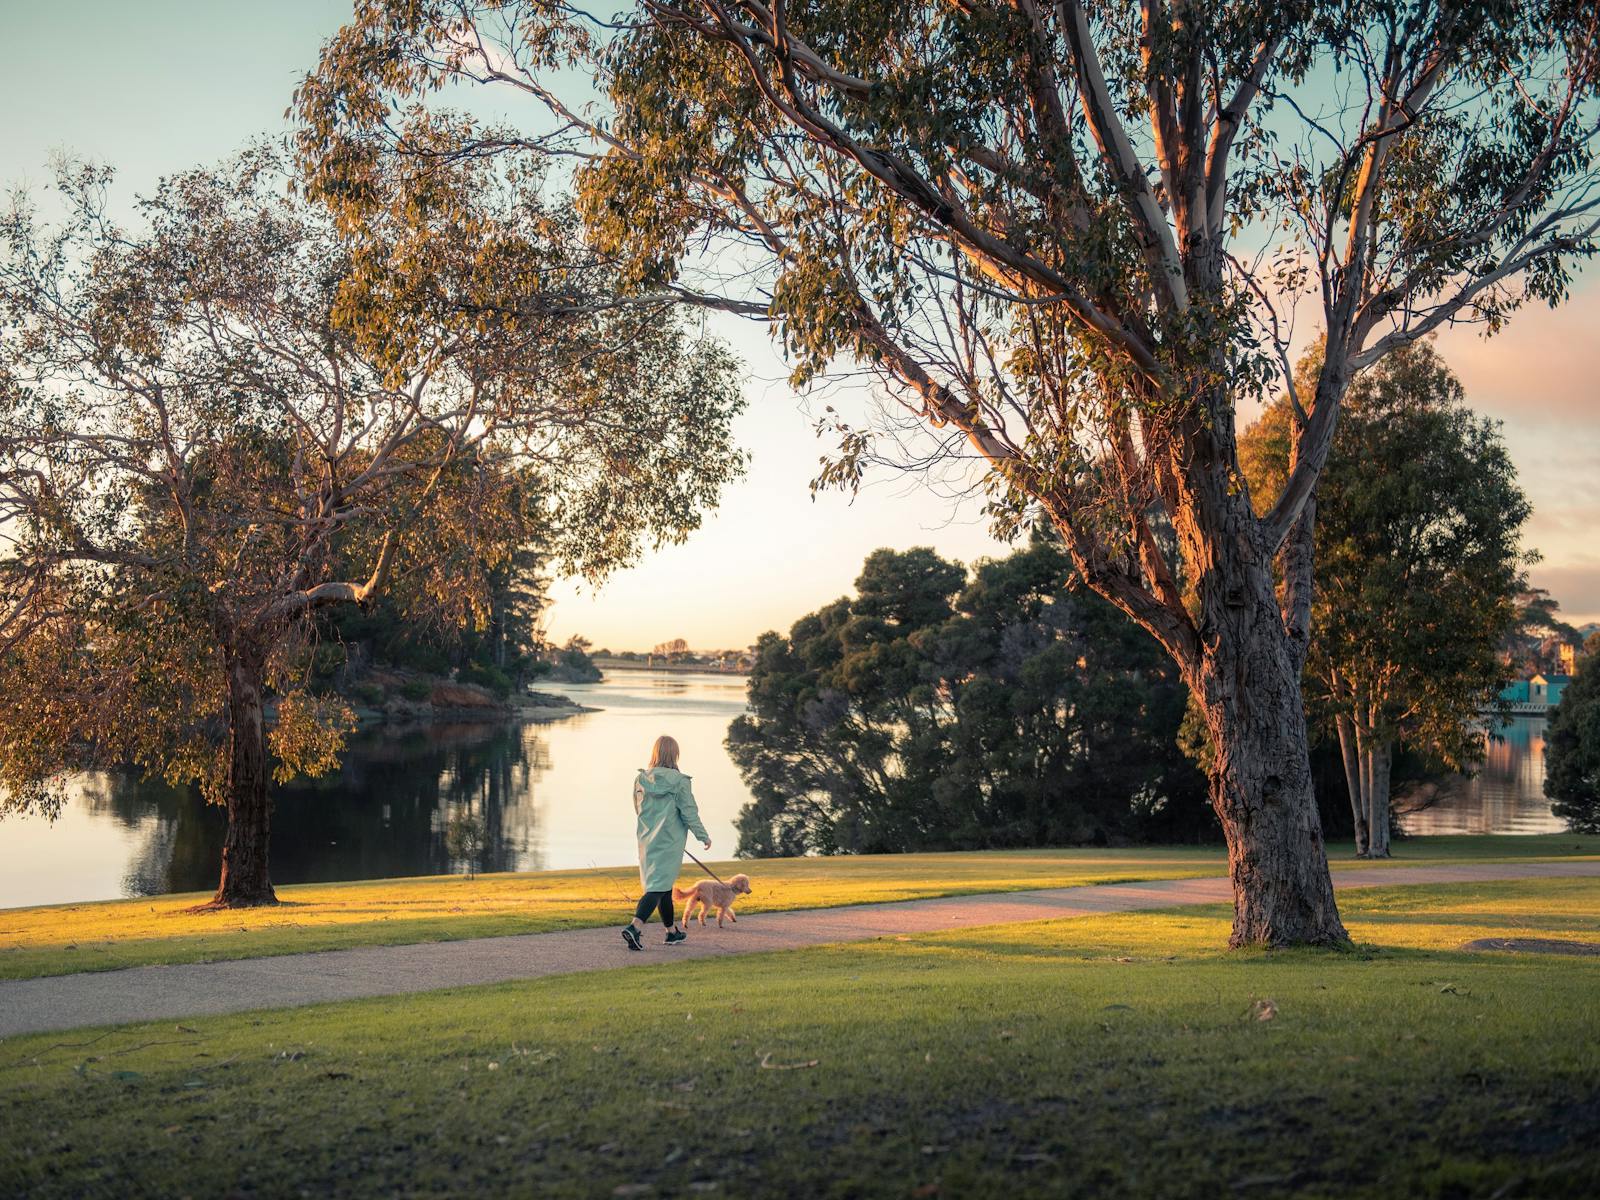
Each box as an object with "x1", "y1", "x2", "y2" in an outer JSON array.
[
  {"x1": 1394, "y1": 715, "x2": 1565, "y2": 837},
  {"x1": 0, "y1": 671, "x2": 753, "y2": 910},
  {"x1": 0, "y1": 678, "x2": 1565, "y2": 910}
]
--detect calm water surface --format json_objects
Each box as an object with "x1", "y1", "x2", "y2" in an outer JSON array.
[
  {"x1": 0, "y1": 671, "x2": 754, "y2": 909},
  {"x1": 0, "y1": 679, "x2": 1565, "y2": 909},
  {"x1": 1396, "y1": 715, "x2": 1564, "y2": 837}
]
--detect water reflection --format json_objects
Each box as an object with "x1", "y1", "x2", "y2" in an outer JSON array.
[
  {"x1": 0, "y1": 671, "x2": 754, "y2": 909},
  {"x1": 0, "y1": 672, "x2": 1564, "y2": 909},
  {"x1": 1396, "y1": 716, "x2": 1563, "y2": 836},
  {"x1": 65, "y1": 722, "x2": 554, "y2": 901}
]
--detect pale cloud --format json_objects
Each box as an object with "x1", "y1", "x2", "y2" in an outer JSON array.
[
  {"x1": 1527, "y1": 560, "x2": 1600, "y2": 628},
  {"x1": 1432, "y1": 282, "x2": 1600, "y2": 422}
]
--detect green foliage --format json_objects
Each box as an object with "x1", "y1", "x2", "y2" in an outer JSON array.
[
  {"x1": 267, "y1": 694, "x2": 358, "y2": 786},
  {"x1": 729, "y1": 536, "x2": 1209, "y2": 855},
  {"x1": 1241, "y1": 343, "x2": 1530, "y2": 773},
  {"x1": 444, "y1": 810, "x2": 488, "y2": 880},
  {"x1": 399, "y1": 680, "x2": 434, "y2": 703},
  {"x1": 546, "y1": 635, "x2": 602, "y2": 683},
  {"x1": 0, "y1": 149, "x2": 746, "y2": 909},
  {"x1": 351, "y1": 683, "x2": 387, "y2": 708},
  {"x1": 1547, "y1": 636, "x2": 1600, "y2": 834},
  {"x1": 458, "y1": 662, "x2": 513, "y2": 698}
]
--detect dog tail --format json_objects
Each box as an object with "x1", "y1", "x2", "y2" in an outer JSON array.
[{"x1": 671, "y1": 882, "x2": 695, "y2": 901}]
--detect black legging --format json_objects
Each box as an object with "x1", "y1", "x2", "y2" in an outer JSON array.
[{"x1": 633, "y1": 890, "x2": 676, "y2": 927}]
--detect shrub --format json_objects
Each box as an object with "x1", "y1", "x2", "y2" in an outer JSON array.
[
  {"x1": 351, "y1": 682, "x2": 386, "y2": 707},
  {"x1": 459, "y1": 662, "x2": 513, "y2": 697}
]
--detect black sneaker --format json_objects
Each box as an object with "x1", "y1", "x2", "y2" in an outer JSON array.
[
  {"x1": 665, "y1": 929, "x2": 687, "y2": 945},
  {"x1": 621, "y1": 925, "x2": 643, "y2": 951}
]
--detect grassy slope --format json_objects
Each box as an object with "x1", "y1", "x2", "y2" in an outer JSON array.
[
  {"x1": 2, "y1": 834, "x2": 1595, "y2": 982},
  {"x1": 2, "y1": 878, "x2": 1597, "y2": 1199}
]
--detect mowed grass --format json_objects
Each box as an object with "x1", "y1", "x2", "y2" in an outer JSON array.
[
  {"x1": 2, "y1": 878, "x2": 1597, "y2": 1199},
  {"x1": 1, "y1": 834, "x2": 1595, "y2": 982}
]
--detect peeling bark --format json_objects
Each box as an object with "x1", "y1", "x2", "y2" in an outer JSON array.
[{"x1": 1190, "y1": 528, "x2": 1348, "y2": 948}]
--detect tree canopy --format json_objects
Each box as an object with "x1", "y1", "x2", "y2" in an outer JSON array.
[
  {"x1": 296, "y1": 1, "x2": 1600, "y2": 946},
  {"x1": 729, "y1": 537, "x2": 1208, "y2": 856},
  {"x1": 0, "y1": 152, "x2": 745, "y2": 903},
  {"x1": 1240, "y1": 340, "x2": 1530, "y2": 854},
  {"x1": 1547, "y1": 634, "x2": 1600, "y2": 834}
]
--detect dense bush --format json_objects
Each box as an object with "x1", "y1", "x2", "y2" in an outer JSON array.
[
  {"x1": 352, "y1": 683, "x2": 386, "y2": 708},
  {"x1": 458, "y1": 662, "x2": 514, "y2": 698},
  {"x1": 1547, "y1": 635, "x2": 1600, "y2": 834},
  {"x1": 729, "y1": 536, "x2": 1211, "y2": 856}
]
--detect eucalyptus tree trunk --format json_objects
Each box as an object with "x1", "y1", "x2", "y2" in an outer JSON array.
[
  {"x1": 1184, "y1": 493, "x2": 1348, "y2": 948},
  {"x1": 1335, "y1": 713, "x2": 1369, "y2": 855},
  {"x1": 210, "y1": 642, "x2": 278, "y2": 908},
  {"x1": 1364, "y1": 740, "x2": 1394, "y2": 858}
]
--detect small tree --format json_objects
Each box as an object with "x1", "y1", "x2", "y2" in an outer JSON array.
[
  {"x1": 299, "y1": 1, "x2": 1600, "y2": 945},
  {"x1": 445, "y1": 809, "x2": 489, "y2": 880},
  {"x1": 1547, "y1": 634, "x2": 1600, "y2": 834},
  {"x1": 1242, "y1": 342, "x2": 1530, "y2": 856},
  {"x1": 0, "y1": 155, "x2": 744, "y2": 906}
]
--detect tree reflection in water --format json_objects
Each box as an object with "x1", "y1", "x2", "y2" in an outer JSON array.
[{"x1": 76, "y1": 722, "x2": 554, "y2": 896}]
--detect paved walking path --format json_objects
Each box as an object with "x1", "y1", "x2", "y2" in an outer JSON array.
[{"x1": 2, "y1": 861, "x2": 1595, "y2": 1039}]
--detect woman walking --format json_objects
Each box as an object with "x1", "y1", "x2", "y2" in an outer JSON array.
[{"x1": 622, "y1": 735, "x2": 711, "y2": 950}]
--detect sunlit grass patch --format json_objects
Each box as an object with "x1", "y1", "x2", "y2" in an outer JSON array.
[
  {"x1": 2, "y1": 878, "x2": 1596, "y2": 1199},
  {"x1": 1, "y1": 834, "x2": 1594, "y2": 981}
]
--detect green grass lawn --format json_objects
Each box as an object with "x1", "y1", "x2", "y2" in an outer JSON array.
[
  {"x1": 2, "y1": 835, "x2": 1596, "y2": 982},
  {"x1": 2, "y1": 877, "x2": 1597, "y2": 1199}
]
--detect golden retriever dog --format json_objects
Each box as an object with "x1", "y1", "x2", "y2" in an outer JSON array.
[{"x1": 673, "y1": 874, "x2": 753, "y2": 928}]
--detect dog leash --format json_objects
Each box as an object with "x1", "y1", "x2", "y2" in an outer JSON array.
[{"x1": 684, "y1": 848, "x2": 726, "y2": 884}]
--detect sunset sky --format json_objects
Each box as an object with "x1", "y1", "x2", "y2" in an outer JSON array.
[{"x1": 5, "y1": 1, "x2": 1596, "y2": 650}]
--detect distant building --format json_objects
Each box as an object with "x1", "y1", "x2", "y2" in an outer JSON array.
[
  {"x1": 1530, "y1": 674, "x2": 1571, "y2": 708},
  {"x1": 1557, "y1": 642, "x2": 1577, "y2": 674},
  {"x1": 1499, "y1": 679, "x2": 1531, "y2": 705}
]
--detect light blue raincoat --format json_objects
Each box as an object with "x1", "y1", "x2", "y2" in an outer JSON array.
[{"x1": 634, "y1": 766, "x2": 709, "y2": 891}]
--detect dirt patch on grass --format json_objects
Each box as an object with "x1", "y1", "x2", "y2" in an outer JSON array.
[{"x1": 1460, "y1": 937, "x2": 1600, "y2": 956}]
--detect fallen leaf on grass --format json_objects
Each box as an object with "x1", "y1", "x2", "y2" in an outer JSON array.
[
  {"x1": 1246, "y1": 999, "x2": 1278, "y2": 1022},
  {"x1": 759, "y1": 1053, "x2": 819, "y2": 1071}
]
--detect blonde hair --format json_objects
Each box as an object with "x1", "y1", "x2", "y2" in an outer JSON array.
[{"x1": 648, "y1": 735, "x2": 681, "y2": 770}]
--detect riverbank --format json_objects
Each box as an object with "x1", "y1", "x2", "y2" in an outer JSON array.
[
  {"x1": 335, "y1": 666, "x2": 598, "y2": 727},
  {"x1": 3, "y1": 835, "x2": 1594, "y2": 982},
  {"x1": 3, "y1": 874, "x2": 1596, "y2": 1198}
]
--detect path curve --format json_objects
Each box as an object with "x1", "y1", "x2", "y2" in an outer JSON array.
[{"x1": 2, "y1": 861, "x2": 1595, "y2": 1039}]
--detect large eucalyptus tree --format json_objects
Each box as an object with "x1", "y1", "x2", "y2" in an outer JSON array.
[
  {"x1": 0, "y1": 153, "x2": 744, "y2": 906},
  {"x1": 298, "y1": 2, "x2": 1599, "y2": 945}
]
